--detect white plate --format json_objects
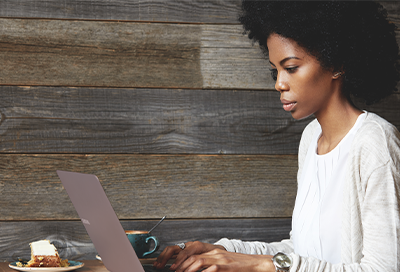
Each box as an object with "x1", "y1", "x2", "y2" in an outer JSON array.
[{"x1": 9, "y1": 261, "x2": 84, "y2": 271}]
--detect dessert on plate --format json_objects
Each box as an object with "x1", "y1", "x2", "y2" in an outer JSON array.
[{"x1": 16, "y1": 240, "x2": 69, "y2": 267}]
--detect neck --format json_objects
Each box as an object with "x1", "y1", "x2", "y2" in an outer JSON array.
[{"x1": 315, "y1": 93, "x2": 363, "y2": 155}]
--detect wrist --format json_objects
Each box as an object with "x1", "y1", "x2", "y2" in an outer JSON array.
[
  {"x1": 252, "y1": 255, "x2": 276, "y2": 272},
  {"x1": 201, "y1": 242, "x2": 226, "y2": 253},
  {"x1": 214, "y1": 245, "x2": 227, "y2": 251},
  {"x1": 267, "y1": 256, "x2": 277, "y2": 272}
]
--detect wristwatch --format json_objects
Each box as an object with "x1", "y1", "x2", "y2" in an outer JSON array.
[{"x1": 272, "y1": 252, "x2": 292, "y2": 272}]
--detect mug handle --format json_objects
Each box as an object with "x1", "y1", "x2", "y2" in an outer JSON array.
[{"x1": 143, "y1": 236, "x2": 159, "y2": 257}]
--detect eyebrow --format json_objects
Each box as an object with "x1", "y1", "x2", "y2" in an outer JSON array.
[{"x1": 269, "y1": 56, "x2": 300, "y2": 67}]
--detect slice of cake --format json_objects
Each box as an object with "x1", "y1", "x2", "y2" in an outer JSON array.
[{"x1": 26, "y1": 240, "x2": 62, "y2": 267}]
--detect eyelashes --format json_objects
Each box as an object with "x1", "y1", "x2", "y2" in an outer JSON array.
[{"x1": 269, "y1": 67, "x2": 298, "y2": 81}]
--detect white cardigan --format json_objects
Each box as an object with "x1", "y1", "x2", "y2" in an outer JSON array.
[{"x1": 215, "y1": 112, "x2": 400, "y2": 272}]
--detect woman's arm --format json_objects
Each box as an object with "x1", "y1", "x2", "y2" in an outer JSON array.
[
  {"x1": 214, "y1": 236, "x2": 294, "y2": 255},
  {"x1": 153, "y1": 237, "x2": 294, "y2": 272}
]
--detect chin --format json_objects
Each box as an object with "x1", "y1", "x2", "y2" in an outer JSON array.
[{"x1": 290, "y1": 111, "x2": 313, "y2": 120}]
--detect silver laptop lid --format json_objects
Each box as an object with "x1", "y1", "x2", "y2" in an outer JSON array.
[{"x1": 57, "y1": 170, "x2": 145, "y2": 272}]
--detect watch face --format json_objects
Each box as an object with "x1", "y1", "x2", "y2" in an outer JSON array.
[{"x1": 274, "y1": 252, "x2": 292, "y2": 269}]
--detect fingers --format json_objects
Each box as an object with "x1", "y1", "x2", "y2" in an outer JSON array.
[
  {"x1": 159, "y1": 247, "x2": 274, "y2": 272},
  {"x1": 202, "y1": 265, "x2": 219, "y2": 272},
  {"x1": 176, "y1": 255, "x2": 208, "y2": 272},
  {"x1": 175, "y1": 249, "x2": 227, "y2": 272},
  {"x1": 154, "y1": 242, "x2": 197, "y2": 269},
  {"x1": 153, "y1": 245, "x2": 181, "y2": 269},
  {"x1": 170, "y1": 242, "x2": 198, "y2": 270},
  {"x1": 154, "y1": 242, "x2": 222, "y2": 270}
]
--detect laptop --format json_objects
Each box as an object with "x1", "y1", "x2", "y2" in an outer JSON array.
[{"x1": 57, "y1": 170, "x2": 171, "y2": 272}]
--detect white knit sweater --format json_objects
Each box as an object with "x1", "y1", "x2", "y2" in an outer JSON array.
[{"x1": 215, "y1": 112, "x2": 400, "y2": 272}]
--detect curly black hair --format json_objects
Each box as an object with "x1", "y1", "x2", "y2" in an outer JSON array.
[{"x1": 239, "y1": 1, "x2": 400, "y2": 105}]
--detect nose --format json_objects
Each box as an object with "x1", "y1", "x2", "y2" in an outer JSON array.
[{"x1": 275, "y1": 75, "x2": 289, "y2": 92}]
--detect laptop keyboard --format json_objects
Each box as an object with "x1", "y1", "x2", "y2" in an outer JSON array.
[{"x1": 143, "y1": 264, "x2": 172, "y2": 272}]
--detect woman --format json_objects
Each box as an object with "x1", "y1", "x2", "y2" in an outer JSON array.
[{"x1": 153, "y1": 2, "x2": 400, "y2": 271}]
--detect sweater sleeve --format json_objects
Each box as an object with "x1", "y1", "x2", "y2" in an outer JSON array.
[{"x1": 214, "y1": 234, "x2": 294, "y2": 255}]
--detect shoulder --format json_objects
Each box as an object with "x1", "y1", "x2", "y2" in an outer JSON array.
[
  {"x1": 348, "y1": 113, "x2": 400, "y2": 206},
  {"x1": 352, "y1": 112, "x2": 400, "y2": 168},
  {"x1": 359, "y1": 112, "x2": 398, "y2": 133},
  {"x1": 354, "y1": 112, "x2": 400, "y2": 151}
]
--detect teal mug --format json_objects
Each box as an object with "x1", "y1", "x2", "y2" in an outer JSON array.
[{"x1": 125, "y1": 230, "x2": 159, "y2": 258}]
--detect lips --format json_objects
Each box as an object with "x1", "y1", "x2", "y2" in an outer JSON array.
[{"x1": 281, "y1": 99, "x2": 297, "y2": 112}]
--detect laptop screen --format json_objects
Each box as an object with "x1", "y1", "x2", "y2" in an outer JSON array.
[{"x1": 57, "y1": 170, "x2": 146, "y2": 272}]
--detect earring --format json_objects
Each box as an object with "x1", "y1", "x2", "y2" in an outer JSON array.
[{"x1": 333, "y1": 71, "x2": 343, "y2": 78}]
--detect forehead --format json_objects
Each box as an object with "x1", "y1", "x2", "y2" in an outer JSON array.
[{"x1": 267, "y1": 34, "x2": 309, "y2": 63}]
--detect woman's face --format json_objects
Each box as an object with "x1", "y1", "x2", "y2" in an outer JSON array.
[{"x1": 267, "y1": 34, "x2": 338, "y2": 120}]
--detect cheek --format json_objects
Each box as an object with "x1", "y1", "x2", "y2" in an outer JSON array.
[
  {"x1": 292, "y1": 72, "x2": 318, "y2": 98},
  {"x1": 301, "y1": 67, "x2": 325, "y2": 85},
  {"x1": 300, "y1": 69, "x2": 332, "y2": 97}
]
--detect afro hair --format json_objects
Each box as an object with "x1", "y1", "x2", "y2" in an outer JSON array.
[{"x1": 239, "y1": 1, "x2": 400, "y2": 105}]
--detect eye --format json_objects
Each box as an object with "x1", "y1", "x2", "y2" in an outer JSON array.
[
  {"x1": 285, "y1": 66, "x2": 298, "y2": 73},
  {"x1": 269, "y1": 68, "x2": 278, "y2": 81}
]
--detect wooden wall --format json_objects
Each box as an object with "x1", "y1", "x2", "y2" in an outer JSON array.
[{"x1": 0, "y1": 0, "x2": 399, "y2": 262}]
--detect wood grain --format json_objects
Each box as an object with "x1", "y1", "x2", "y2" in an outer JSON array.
[
  {"x1": 0, "y1": 86, "x2": 311, "y2": 154},
  {"x1": 0, "y1": 1, "x2": 396, "y2": 26},
  {"x1": 0, "y1": 0, "x2": 242, "y2": 23},
  {"x1": 0, "y1": 154, "x2": 297, "y2": 220},
  {"x1": 0, "y1": 218, "x2": 291, "y2": 262},
  {"x1": 1, "y1": 87, "x2": 399, "y2": 154},
  {"x1": 0, "y1": 19, "x2": 203, "y2": 88},
  {"x1": 0, "y1": 19, "x2": 272, "y2": 89},
  {"x1": 1, "y1": 18, "x2": 399, "y2": 90},
  {"x1": 1, "y1": 15, "x2": 399, "y2": 90},
  {"x1": 381, "y1": 2, "x2": 400, "y2": 23},
  {"x1": 200, "y1": 24, "x2": 270, "y2": 89},
  {"x1": 0, "y1": 154, "x2": 298, "y2": 220}
]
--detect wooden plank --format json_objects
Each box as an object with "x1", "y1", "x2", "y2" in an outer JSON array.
[
  {"x1": 353, "y1": 94, "x2": 400, "y2": 127},
  {"x1": 0, "y1": 154, "x2": 298, "y2": 220},
  {"x1": 1, "y1": 17, "x2": 399, "y2": 90},
  {"x1": 0, "y1": 19, "x2": 203, "y2": 89},
  {"x1": 381, "y1": 2, "x2": 400, "y2": 23},
  {"x1": 0, "y1": 218, "x2": 292, "y2": 262},
  {"x1": 0, "y1": 1, "x2": 396, "y2": 26},
  {"x1": 200, "y1": 24, "x2": 270, "y2": 89},
  {"x1": 0, "y1": 0, "x2": 242, "y2": 24},
  {"x1": 0, "y1": 18, "x2": 272, "y2": 89},
  {"x1": 0, "y1": 86, "x2": 311, "y2": 154},
  {"x1": 1, "y1": 87, "x2": 399, "y2": 154}
]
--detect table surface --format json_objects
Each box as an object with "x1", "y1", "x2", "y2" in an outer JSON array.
[{"x1": 0, "y1": 260, "x2": 171, "y2": 272}]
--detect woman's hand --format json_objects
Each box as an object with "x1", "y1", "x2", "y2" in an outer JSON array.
[
  {"x1": 153, "y1": 241, "x2": 225, "y2": 270},
  {"x1": 173, "y1": 248, "x2": 274, "y2": 272}
]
